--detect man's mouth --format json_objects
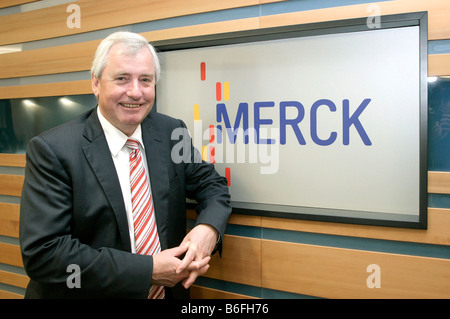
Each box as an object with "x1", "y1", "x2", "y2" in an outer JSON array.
[{"x1": 120, "y1": 103, "x2": 141, "y2": 108}]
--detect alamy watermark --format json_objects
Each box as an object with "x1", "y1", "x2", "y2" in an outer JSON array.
[
  {"x1": 66, "y1": 4, "x2": 81, "y2": 29},
  {"x1": 66, "y1": 264, "x2": 81, "y2": 288},
  {"x1": 171, "y1": 121, "x2": 280, "y2": 175},
  {"x1": 366, "y1": 264, "x2": 381, "y2": 289},
  {"x1": 366, "y1": 4, "x2": 381, "y2": 29}
]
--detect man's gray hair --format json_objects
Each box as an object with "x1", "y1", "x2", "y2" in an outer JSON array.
[{"x1": 91, "y1": 31, "x2": 161, "y2": 81}]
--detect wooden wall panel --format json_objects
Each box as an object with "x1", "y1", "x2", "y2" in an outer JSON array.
[
  {"x1": 0, "y1": 203, "x2": 20, "y2": 238},
  {"x1": 262, "y1": 208, "x2": 450, "y2": 246},
  {"x1": 0, "y1": 154, "x2": 26, "y2": 168},
  {"x1": 187, "y1": 208, "x2": 262, "y2": 228},
  {"x1": 191, "y1": 285, "x2": 257, "y2": 299},
  {"x1": 429, "y1": 171, "x2": 450, "y2": 194},
  {"x1": 429, "y1": 54, "x2": 450, "y2": 76},
  {"x1": 0, "y1": 40, "x2": 99, "y2": 79},
  {"x1": 0, "y1": 270, "x2": 29, "y2": 289},
  {"x1": 0, "y1": 290, "x2": 23, "y2": 299},
  {"x1": 0, "y1": 243, "x2": 23, "y2": 268},
  {"x1": 0, "y1": 175, "x2": 24, "y2": 197},
  {"x1": 0, "y1": 0, "x2": 36, "y2": 9},
  {"x1": 0, "y1": 17, "x2": 260, "y2": 81},
  {"x1": 205, "y1": 235, "x2": 262, "y2": 287},
  {"x1": 141, "y1": 17, "x2": 261, "y2": 42},
  {"x1": 0, "y1": 0, "x2": 268, "y2": 45},
  {"x1": 262, "y1": 240, "x2": 450, "y2": 299},
  {"x1": 260, "y1": 0, "x2": 450, "y2": 40},
  {"x1": 0, "y1": 80, "x2": 92, "y2": 99}
]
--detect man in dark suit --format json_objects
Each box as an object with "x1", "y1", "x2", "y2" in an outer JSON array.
[{"x1": 19, "y1": 31, "x2": 231, "y2": 298}]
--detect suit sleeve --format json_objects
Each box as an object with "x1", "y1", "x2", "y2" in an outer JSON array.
[{"x1": 19, "y1": 135, "x2": 152, "y2": 298}]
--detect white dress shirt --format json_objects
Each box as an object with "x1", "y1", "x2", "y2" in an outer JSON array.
[{"x1": 97, "y1": 107, "x2": 153, "y2": 254}]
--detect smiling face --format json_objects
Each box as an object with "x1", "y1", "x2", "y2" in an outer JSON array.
[{"x1": 91, "y1": 44, "x2": 156, "y2": 136}]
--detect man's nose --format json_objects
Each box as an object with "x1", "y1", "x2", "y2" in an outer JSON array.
[{"x1": 126, "y1": 80, "x2": 143, "y2": 99}]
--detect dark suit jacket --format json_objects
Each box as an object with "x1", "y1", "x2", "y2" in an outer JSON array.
[{"x1": 19, "y1": 107, "x2": 231, "y2": 299}]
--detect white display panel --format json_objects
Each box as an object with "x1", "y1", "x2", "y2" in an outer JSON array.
[{"x1": 155, "y1": 13, "x2": 428, "y2": 228}]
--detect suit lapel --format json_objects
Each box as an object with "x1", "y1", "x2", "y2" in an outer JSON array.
[
  {"x1": 81, "y1": 109, "x2": 132, "y2": 252},
  {"x1": 141, "y1": 115, "x2": 170, "y2": 250}
]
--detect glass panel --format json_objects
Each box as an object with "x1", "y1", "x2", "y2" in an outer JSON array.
[
  {"x1": 0, "y1": 95, "x2": 96, "y2": 153},
  {"x1": 428, "y1": 77, "x2": 450, "y2": 171}
]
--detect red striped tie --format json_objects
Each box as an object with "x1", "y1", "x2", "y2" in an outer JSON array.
[{"x1": 126, "y1": 138, "x2": 165, "y2": 299}]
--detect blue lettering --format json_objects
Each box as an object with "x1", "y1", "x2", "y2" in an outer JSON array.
[
  {"x1": 216, "y1": 103, "x2": 249, "y2": 144},
  {"x1": 216, "y1": 124, "x2": 222, "y2": 144},
  {"x1": 280, "y1": 101, "x2": 305, "y2": 145},
  {"x1": 311, "y1": 99, "x2": 337, "y2": 146},
  {"x1": 215, "y1": 99, "x2": 372, "y2": 146},
  {"x1": 343, "y1": 99, "x2": 372, "y2": 145},
  {"x1": 254, "y1": 101, "x2": 275, "y2": 144}
]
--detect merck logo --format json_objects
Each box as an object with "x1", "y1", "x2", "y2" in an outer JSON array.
[
  {"x1": 173, "y1": 61, "x2": 372, "y2": 185},
  {"x1": 216, "y1": 99, "x2": 372, "y2": 146}
]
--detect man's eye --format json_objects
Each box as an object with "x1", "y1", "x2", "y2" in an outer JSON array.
[{"x1": 115, "y1": 77, "x2": 128, "y2": 82}]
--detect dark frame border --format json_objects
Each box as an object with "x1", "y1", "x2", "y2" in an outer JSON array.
[{"x1": 155, "y1": 12, "x2": 428, "y2": 229}]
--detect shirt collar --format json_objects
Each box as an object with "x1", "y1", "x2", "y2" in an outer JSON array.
[{"x1": 97, "y1": 107, "x2": 144, "y2": 157}]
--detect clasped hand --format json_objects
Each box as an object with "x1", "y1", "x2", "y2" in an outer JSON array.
[{"x1": 151, "y1": 224, "x2": 218, "y2": 289}]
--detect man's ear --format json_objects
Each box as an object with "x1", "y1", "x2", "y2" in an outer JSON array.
[{"x1": 91, "y1": 73, "x2": 100, "y2": 98}]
